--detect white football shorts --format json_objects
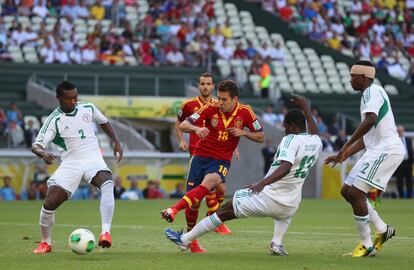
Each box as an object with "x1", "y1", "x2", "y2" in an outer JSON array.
[
  {"x1": 232, "y1": 188, "x2": 298, "y2": 220},
  {"x1": 345, "y1": 151, "x2": 404, "y2": 192},
  {"x1": 47, "y1": 158, "x2": 111, "y2": 197}
]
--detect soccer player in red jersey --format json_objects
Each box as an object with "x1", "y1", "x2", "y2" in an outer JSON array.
[
  {"x1": 162, "y1": 80, "x2": 265, "y2": 252},
  {"x1": 175, "y1": 73, "x2": 236, "y2": 252}
]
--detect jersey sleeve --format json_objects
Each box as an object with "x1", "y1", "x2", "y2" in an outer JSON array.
[
  {"x1": 276, "y1": 135, "x2": 299, "y2": 165},
  {"x1": 177, "y1": 102, "x2": 189, "y2": 122},
  {"x1": 34, "y1": 114, "x2": 57, "y2": 148},
  {"x1": 243, "y1": 105, "x2": 263, "y2": 132},
  {"x1": 187, "y1": 104, "x2": 212, "y2": 125},
  {"x1": 91, "y1": 104, "x2": 108, "y2": 124},
  {"x1": 361, "y1": 87, "x2": 383, "y2": 116}
]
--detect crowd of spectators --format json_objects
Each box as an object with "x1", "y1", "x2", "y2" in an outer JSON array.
[
  {"x1": 0, "y1": 0, "x2": 293, "y2": 69},
  {"x1": 262, "y1": 103, "x2": 347, "y2": 152},
  {"x1": 252, "y1": 0, "x2": 414, "y2": 84},
  {"x1": 0, "y1": 101, "x2": 38, "y2": 148}
]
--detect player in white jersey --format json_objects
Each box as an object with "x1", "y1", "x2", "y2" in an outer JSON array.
[
  {"x1": 32, "y1": 81, "x2": 123, "y2": 254},
  {"x1": 164, "y1": 95, "x2": 322, "y2": 256},
  {"x1": 325, "y1": 60, "x2": 405, "y2": 257}
]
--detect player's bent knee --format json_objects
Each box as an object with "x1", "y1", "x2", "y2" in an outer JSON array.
[
  {"x1": 202, "y1": 173, "x2": 222, "y2": 191},
  {"x1": 91, "y1": 171, "x2": 112, "y2": 188}
]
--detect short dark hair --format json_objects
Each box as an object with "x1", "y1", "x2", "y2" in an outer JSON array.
[
  {"x1": 217, "y1": 80, "x2": 239, "y2": 98},
  {"x1": 56, "y1": 80, "x2": 76, "y2": 96},
  {"x1": 284, "y1": 109, "x2": 306, "y2": 130},
  {"x1": 354, "y1": 60, "x2": 375, "y2": 67},
  {"x1": 199, "y1": 72, "x2": 214, "y2": 84}
]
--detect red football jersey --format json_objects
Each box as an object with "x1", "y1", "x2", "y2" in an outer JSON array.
[
  {"x1": 177, "y1": 96, "x2": 216, "y2": 155},
  {"x1": 188, "y1": 102, "x2": 263, "y2": 162}
]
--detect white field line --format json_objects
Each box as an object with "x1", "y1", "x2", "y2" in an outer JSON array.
[{"x1": 1, "y1": 222, "x2": 414, "y2": 240}]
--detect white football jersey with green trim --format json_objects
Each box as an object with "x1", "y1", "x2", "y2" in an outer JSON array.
[
  {"x1": 262, "y1": 133, "x2": 322, "y2": 207},
  {"x1": 360, "y1": 84, "x2": 404, "y2": 155},
  {"x1": 34, "y1": 102, "x2": 108, "y2": 161}
]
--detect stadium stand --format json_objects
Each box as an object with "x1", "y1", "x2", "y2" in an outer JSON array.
[{"x1": 252, "y1": 0, "x2": 414, "y2": 83}]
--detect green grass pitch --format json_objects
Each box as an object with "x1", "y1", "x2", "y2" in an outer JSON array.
[{"x1": 1, "y1": 199, "x2": 413, "y2": 270}]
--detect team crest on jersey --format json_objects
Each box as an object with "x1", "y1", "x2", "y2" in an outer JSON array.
[
  {"x1": 194, "y1": 106, "x2": 199, "y2": 111},
  {"x1": 211, "y1": 114, "x2": 219, "y2": 127},
  {"x1": 234, "y1": 118, "x2": 243, "y2": 129},
  {"x1": 83, "y1": 113, "x2": 92, "y2": 122}
]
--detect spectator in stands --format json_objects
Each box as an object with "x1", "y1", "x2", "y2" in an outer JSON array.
[
  {"x1": 328, "y1": 115, "x2": 340, "y2": 136},
  {"x1": 60, "y1": 0, "x2": 77, "y2": 19},
  {"x1": 122, "y1": 180, "x2": 143, "y2": 200},
  {"x1": 10, "y1": 23, "x2": 26, "y2": 46},
  {"x1": 20, "y1": 181, "x2": 41, "y2": 200},
  {"x1": 395, "y1": 125, "x2": 413, "y2": 199},
  {"x1": 215, "y1": 39, "x2": 234, "y2": 60},
  {"x1": 69, "y1": 44, "x2": 82, "y2": 64},
  {"x1": 233, "y1": 42, "x2": 247, "y2": 59},
  {"x1": 0, "y1": 106, "x2": 7, "y2": 135},
  {"x1": 40, "y1": 40, "x2": 55, "y2": 64},
  {"x1": 270, "y1": 41, "x2": 285, "y2": 62},
  {"x1": 5, "y1": 120, "x2": 25, "y2": 147},
  {"x1": 55, "y1": 44, "x2": 70, "y2": 64},
  {"x1": 166, "y1": 46, "x2": 185, "y2": 66},
  {"x1": 376, "y1": 52, "x2": 389, "y2": 72},
  {"x1": 33, "y1": 0, "x2": 49, "y2": 18},
  {"x1": 259, "y1": 57, "x2": 271, "y2": 98},
  {"x1": 23, "y1": 26, "x2": 39, "y2": 48},
  {"x1": 170, "y1": 182, "x2": 185, "y2": 199},
  {"x1": 1, "y1": 0, "x2": 17, "y2": 16},
  {"x1": 387, "y1": 54, "x2": 407, "y2": 81},
  {"x1": 261, "y1": 139, "x2": 276, "y2": 175},
  {"x1": 46, "y1": 0, "x2": 58, "y2": 17},
  {"x1": 150, "y1": 180, "x2": 167, "y2": 199},
  {"x1": 6, "y1": 102, "x2": 23, "y2": 127},
  {"x1": 262, "y1": 105, "x2": 278, "y2": 126},
  {"x1": 321, "y1": 132, "x2": 334, "y2": 152},
  {"x1": 33, "y1": 160, "x2": 49, "y2": 183},
  {"x1": 245, "y1": 39, "x2": 257, "y2": 59},
  {"x1": 91, "y1": 0, "x2": 105, "y2": 20},
  {"x1": 76, "y1": 0, "x2": 90, "y2": 19},
  {"x1": 257, "y1": 42, "x2": 272, "y2": 59},
  {"x1": 316, "y1": 116, "x2": 328, "y2": 134},
  {"x1": 82, "y1": 42, "x2": 97, "y2": 64},
  {"x1": 334, "y1": 129, "x2": 347, "y2": 151},
  {"x1": 17, "y1": 0, "x2": 31, "y2": 16},
  {"x1": 0, "y1": 41, "x2": 10, "y2": 61},
  {"x1": 72, "y1": 182, "x2": 91, "y2": 200},
  {"x1": 113, "y1": 176, "x2": 125, "y2": 199},
  {"x1": 0, "y1": 176, "x2": 16, "y2": 202},
  {"x1": 25, "y1": 120, "x2": 39, "y2": 148}
]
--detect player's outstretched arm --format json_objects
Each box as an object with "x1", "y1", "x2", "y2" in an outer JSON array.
[
  {"x1": 31, "y1": 143, "x2": 56, "y2": 165},
  {"x1": 290, "y1": 94, "x2": 318, "y2": 135},
  {"x1": 248, "y1": 161, "x2": 292, "y2": 194},
  {"x1": 100, "y1": 122, "x2": 123, "y2": 162},
  {"x1": 175, "y1": 119, "x2": 188, "y2": 151}
]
